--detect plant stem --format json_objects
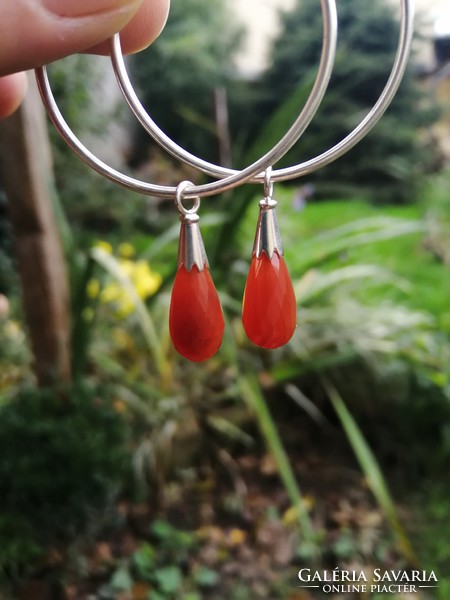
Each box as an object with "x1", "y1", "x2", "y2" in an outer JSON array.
[{"x1": 239, "y1": 373, "x2": 318, "y2": 553}]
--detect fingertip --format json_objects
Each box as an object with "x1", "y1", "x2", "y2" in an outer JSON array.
[
  {"x1": 88, "y1": 0, "x2": 170, "y2": 55},
  {"x1": 0, "y1": 73, "x2": 28, "y2": 119},
  {"x1": 122, "y1": 0, "x2": 170, "y2": 54},
  {"x1": 0, "y1": 0, "x2": 145, "y2": 76}
]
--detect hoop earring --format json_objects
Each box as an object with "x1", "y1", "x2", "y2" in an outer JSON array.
[
  {"x1": 242, "y1": 169, "x2": 296, "y2": 349},
  {"x1": 169, "y1": 181, "x2": 224, "y2": 362}
]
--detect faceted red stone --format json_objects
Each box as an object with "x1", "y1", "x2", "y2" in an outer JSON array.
[
  {"x1": 169, "y1": 265, "x2": 225, "y2": 362},
  {"x1": 242, "y1": 251, "x2": 297, "y2": 349}
]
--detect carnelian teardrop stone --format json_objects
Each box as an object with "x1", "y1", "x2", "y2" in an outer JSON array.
[
  {"x1": 242, "y1": 251, "x2": 297, "y2": 349},
  {"x1": 169, "y1": 265, "x2": 225, "y2": 362}
]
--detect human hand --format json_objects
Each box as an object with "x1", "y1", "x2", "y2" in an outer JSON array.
[{"x1": 0, "y1": 0, "x2": 170, "y2": 118}]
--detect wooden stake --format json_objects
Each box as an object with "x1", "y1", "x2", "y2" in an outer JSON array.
[{"x1": 0, "y1": 72, "x2": 71, "y2": 386}]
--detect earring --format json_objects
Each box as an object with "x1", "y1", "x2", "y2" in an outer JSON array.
[
  {"x1": 169, "y1": 181, "x2": 225, "y2": 362},
  {"x1": 242, "y1": 169, "x2": 297, "y2": 349}
]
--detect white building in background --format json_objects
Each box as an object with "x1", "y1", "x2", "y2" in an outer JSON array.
[
  {"x1": 231, "y1": 0, "x2": 450, "y2": 73},
  {"x1": 414, "y1": 0, "x2": 450, "y2": 67},
  {"x1": 230, "y1": 0, "x2": 294, "y2": 76}
]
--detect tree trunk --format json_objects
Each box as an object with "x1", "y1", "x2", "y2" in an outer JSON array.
[{"x1": 0, "y1": 72, "x2": 71, "y2": 386}]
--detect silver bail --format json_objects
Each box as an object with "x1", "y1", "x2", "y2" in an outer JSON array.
[
  {"x1": 178, "y1": 213, "x2": 209, "y2": 271},
  {"x1": 253, "y1": 168, "x2": 283, "y2": 259},
  {"x1": 175, "y1": 180, "x2": 208, "y2": 272}
]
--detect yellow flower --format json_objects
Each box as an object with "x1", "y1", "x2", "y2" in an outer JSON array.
[
  {"x1": 118, "y1": 242, "x2": 135, "y2": 258},
  {"x1": 228, "y1": 529, "x2": 246, "y2": 547},
  {"x1": 100, "y1": 281, "x2": 134, "y2": 316},
  {"x1": 118, "y1": 259, "x2": 134, "y2": 278},
  {"x1": 115, "y1": 297, "x2": 134, "y2": 318},
  {"x1": 96, "y1": 247, "x2": 162, "y2": 319},
  {"x1": 94, "y1": 240, "x2": 113, "y2": 254},
  {"x1": 282, "y1": 497, "x2": 315, "y2": 526},
  {"x1": 101, "y1": 283, "x2": 122, "y2": 303},
  {"x1": 87, "y1": 279, "x2": 100, "y2": 299},
  {"x1": 132, "y1": 261, "x2": 162, "y2": 299}
]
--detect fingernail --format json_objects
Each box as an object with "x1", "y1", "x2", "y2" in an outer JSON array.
[{"x1": 42, "y1": 0, "x2": 138, "y2": 19}]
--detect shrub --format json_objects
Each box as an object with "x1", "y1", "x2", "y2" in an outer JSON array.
[{"x1": 0, "y1": 383, "x2": 131, "y2": 574}]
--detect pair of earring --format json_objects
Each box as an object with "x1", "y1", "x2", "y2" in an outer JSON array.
[{"x1": 169, "y1": 175, "x2": 297, "y2": 362}]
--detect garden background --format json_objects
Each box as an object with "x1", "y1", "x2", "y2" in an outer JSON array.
[{"x1": 1, "y1": 0, "x2": 450, "y2": 598}]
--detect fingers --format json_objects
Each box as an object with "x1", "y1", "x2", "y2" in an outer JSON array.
[
  {"x1": 88, "y1": 0, "x2": 170, "y2": 55},
  {"x1": 0, "y1": 0, "x2": 169, "y2": 118},
  {"x1": 0, "y1": 73, "x2": 28, "y2": 118},
  {"x1": 0, "y1": 0, "x2": 170, "y2": 77}
]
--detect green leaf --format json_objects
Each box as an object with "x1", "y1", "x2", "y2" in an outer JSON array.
[
  {"x1": 150, "y1": 519, "x2": 176, "y2": 540},
  {"x1": 295, "y1": 264, "x2": 410, "y2": 305},
  {"x1": 148, "y1": 591, "x2": 166, "y2": 600},
  {"x1": 133, "y1": 543, "x2": 156, "y2": 580},
  {"x1": 193, "y1": 566, "x2": 220, "y2": 588},
  {"x1": 324, "y1": 380, "x2": 417, "y2": 565},
  {"x1": 154, "y1": 565, "x2": 183, "y2": 595},
  {"x1": 174, "y1": 530, "x2": 196, "y2": 550},
  {"x1": 110, "y1": 566, "x2": 134, "y2": 592},
  {"x1": 297, "y1": 218, "x2": 424, "y2": 273},
  {"x1": 206, "y1": 415, "x2": 254, "y2": 446}
]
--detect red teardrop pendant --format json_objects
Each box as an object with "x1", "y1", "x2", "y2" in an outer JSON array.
[
  {"x1": 242, "y1": 251, "x2": 297, "y2": 349},
  {"x1": 169, "y1": 265, "x2": 225, "y2": 362}
]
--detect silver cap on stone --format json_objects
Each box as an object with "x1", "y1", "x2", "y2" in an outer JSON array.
[
  {"x1": 252, "y1": 197, "x2": 283, "y2": 259},
  {"x1": 177, "y1": 212, "x2": 209, "y2": 272}
]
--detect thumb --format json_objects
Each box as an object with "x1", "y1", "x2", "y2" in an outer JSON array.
[{"x1": 0, "y1": 0, "x2": 145, "y2": 76}]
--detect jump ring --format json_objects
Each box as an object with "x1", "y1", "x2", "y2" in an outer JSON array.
[
  {"x1": 175, "y1": 180, "x2": 200, "y2": 216},
  {"x1": 263, "y1": 167, "x2": 274, "y2": 199}
]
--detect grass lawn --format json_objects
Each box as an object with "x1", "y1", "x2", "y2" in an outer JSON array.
[{"x1": 268, "y1": 192, "x2": 449, "y2": 322}]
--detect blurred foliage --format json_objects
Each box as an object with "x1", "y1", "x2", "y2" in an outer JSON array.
[
  {"x1": 0, "y1": 191, "x2": 16, "y2": 295},
  {"x1": 90, "y1": 241, "x2": 162, "y2": 317},
  {"x1": 123, "y1": 0, "x2": 442, "y2": 204},
  {"x1": 0, "y1": 317, "x2": 32, "y2": 395},
  {"x1": 102, "y1": 521, "x2": 208, "y2": 599},
  {"x1": 423, "y1": 169, "x2": 450, "y2": 264},
  {"x1": 244, "y1": 0, "x2": 440, "y2": 203},
  {"x1": 0, "y1": 383, "x2": 131, "y2": 577},
  {"x1": 412, "y1": 483, "x2": 450, "y2": 600},
  {"x1": 81, "y1": 195, "x2": 446, "y2": 528},
  {"x1": 48, "y1": 55, "x2": 150, "y2": 237},
  {"x1": 324, "y1": 380, "x2": 416, "y2": 564},
  {"x1": 128, "y1": 0, "x2": 243, "y2": 166},
  {"x1": 2, "y1": 186, "x2": 450, "y2": 589}
]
